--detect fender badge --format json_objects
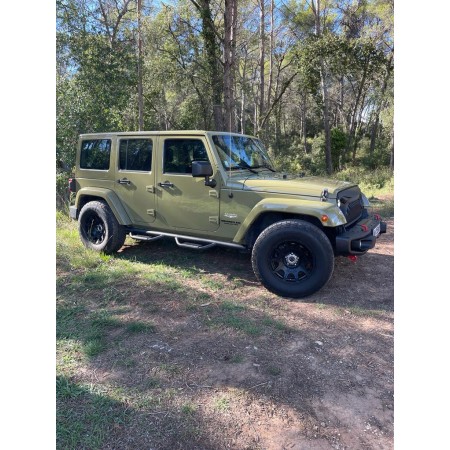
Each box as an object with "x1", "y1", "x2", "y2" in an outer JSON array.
[{"x1": 224, "y1": 213, "x2": 238, "y2": 219}]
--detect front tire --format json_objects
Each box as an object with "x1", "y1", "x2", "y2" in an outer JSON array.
[
  {"x1": 251, "y1": 219, "x2": 334, "y2": 298},
  {"x1": 78, "y1": 200, "x2": 126, "y2": 254}
]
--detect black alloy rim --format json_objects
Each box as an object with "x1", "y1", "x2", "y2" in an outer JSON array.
[
  {"x1": 269, "y1": 241, "x2": 314, "y2": 282},
  {"x1": 82, "y1": 212, "x2": 106, "y2": 245}
]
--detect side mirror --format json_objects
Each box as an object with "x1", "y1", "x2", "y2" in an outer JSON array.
[
  {"x1": 192, "y1": 160, "x2": 213, "y2": 177},
  {"x1": 192, "y1": 161, "x2": 216, "y2": 188}
]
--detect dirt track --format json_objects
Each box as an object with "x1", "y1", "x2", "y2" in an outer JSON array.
[{"x1": 58, "y1": 218, "x2": 394, "y2": 449}]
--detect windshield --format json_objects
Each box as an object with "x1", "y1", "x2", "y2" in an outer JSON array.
[{"x1": 212, "y1": 134, "x2": 274, "y2": 172}]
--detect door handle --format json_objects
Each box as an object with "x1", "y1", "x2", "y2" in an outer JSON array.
[
  {"x1": 158, "y1": 182, "x2": 174, "y2": 188},
  {"x1": 117, "y1": 178, "x2": 131, "y2": 185}
]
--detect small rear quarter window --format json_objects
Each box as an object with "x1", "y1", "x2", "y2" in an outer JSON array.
[{"x1": 80, "y1": 139, "x2": 111, "y2": 170}]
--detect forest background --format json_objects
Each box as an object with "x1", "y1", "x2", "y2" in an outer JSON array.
[{"x1": 56, "y1": 0, "x2": 394, "y2": 205}]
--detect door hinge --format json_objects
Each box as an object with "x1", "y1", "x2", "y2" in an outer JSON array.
[
  {"x1": 208, "y1": 190, "x2": 219, "y2": 198},
  {"x1": 147, "y1": 209, "x2": 155, "y2": 216},
  {"x1": 208, "y1": 216, "x2": 219, "y2": 224},
  {"x1": 146, "y1": 185, "x2": 155, "y2": 193}
]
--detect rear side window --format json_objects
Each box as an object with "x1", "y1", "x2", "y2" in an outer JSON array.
[
  {"x1": 119, "y1": 139, "x2": 153, "y2": 172},
  {"x1": 80, "y1": 139, "x2": 111, "y2": 170}
]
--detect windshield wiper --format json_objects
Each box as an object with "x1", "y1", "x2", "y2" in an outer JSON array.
[
  {"x1": 236, "y1": 161, "x2": 258, "y2": 173},
  {"x1": 254, "y1": 163, "x2": 276, "y2": 172}
]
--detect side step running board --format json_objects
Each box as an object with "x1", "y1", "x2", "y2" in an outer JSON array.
[
  {"x1": 129, "y1": 233, "x2": 163, "y2": 242},
  {"x1": 127, "y1": 228, "x2": 246, "y2": 250},
  {"x1": 175, "y1": 237, "x2": 216, "y2": 250}
]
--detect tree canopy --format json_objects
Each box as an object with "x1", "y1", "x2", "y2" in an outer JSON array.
[{"x1": 56, "y1": 0, "x2": 394, "y2": 175}]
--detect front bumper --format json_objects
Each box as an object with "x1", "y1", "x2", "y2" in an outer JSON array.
[{"x1": 335, "y1": 215, "x2": 387, "y2": 256}]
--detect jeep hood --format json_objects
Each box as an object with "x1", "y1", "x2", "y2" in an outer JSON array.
[{"x1": 227, "y1": 172, "x2": 356, "y2": 199}]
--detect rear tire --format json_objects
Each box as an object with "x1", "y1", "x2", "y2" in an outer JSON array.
[
  {"x1": 251, "y1": 219, "x2": 334, "y2": 298},
  {"x1": 78, "y1": 201, "x2": 126, "y2": 254}
]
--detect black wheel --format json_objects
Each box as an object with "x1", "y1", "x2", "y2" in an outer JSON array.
[
  {"x1": 78, "y1": 200, "x2": 126, "y2": 254},
  {"x1": 251, "y1": 219, "x2": 334, "y2": 298}
]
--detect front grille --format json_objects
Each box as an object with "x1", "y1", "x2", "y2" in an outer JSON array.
[{"x1": 337, "y1": 186, "x2": 363, "y2": 225}]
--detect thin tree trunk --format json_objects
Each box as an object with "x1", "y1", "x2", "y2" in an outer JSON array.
[
  {"x1": 302, "y1": 92, "x2": 308, "y2": 153},
  {"x1": 267, "y1": 0, "x2": 274, "y2": 111},
  {"x1": 370, "y1": 53, "x2": 393, "y2": 156},
  {"x1": 137, "y1": 0, "x2": 144, "y2": 130},
  {"x1": 389, "y1": 131, "x2": 394, "y2": 170},
  {"x1": 258, "y1": 0, "x2": 265, "y2": 126},
  {"x1": 311, "y1": 0, "x2": 332, "y2": 174},
  {"x1": 310, "y1": 0, "x2": 333, "y2": 175},
  {"x1": 224, "y1": 0, "x2": 238, "y2": 132},
  {"x1": 321, "y1": 65, "x2": 333, "y2": 174}
]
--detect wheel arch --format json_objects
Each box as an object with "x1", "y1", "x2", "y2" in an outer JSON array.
[
  {"x1": 234, "y1": 199, "x2": 346, "y2": 248},
  {"x1": 75, "y1": 188, "x2": 132, "y2": 225}
]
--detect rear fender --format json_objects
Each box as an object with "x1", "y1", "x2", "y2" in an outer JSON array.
[{"x1": 75, "y1": 188, "x2": 132, "y2": 225}]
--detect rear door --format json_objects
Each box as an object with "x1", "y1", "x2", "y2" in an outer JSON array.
[
  {"x1": 114, "y1": 136, "x2": 156, "y2": 225},
  {"x1": 156, "y1": 137, "x2": 220, "y2": 232}
]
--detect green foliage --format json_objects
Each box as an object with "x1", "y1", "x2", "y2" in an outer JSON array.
[{"x1": 56, "y1": 0, "x2": 394, "y2": 205}]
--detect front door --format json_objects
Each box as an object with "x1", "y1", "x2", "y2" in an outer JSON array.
[
  {"x1": 156, "y1": 137, "x2": 220, "y2": 232},
  {"x1": 114, "y1": 136, "x2": 156, "y2": 225}
]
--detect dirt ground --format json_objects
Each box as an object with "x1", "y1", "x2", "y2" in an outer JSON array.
[{"x1": 60, "y1": 218, "x2": 394, "y2": 450}]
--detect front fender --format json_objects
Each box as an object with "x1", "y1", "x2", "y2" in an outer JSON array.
[
  {"x1": 232, "y1": 198, "x2": 347, "y2": 244},
  {"x1": 75, "y1": 188, "x2": 132, "y2": 225}
]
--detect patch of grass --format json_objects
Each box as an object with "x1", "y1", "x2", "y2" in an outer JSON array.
[
  {"x1": 220, "y1": 301, "x2": 246, "y2": 312},
  {"x1": 126, "y1": 321, "x2": 156, "y2": 334},
  {"x1": 210, "y1": 303, "x2": 289, "y2": 336},
  {"x1": 143, "y1": 378, "x2": 161, "y2": 389},
  {"x1": 159, "y1": 364, "x2": 182, "y2": 376},
  {"x1": 91, "y1": 314, "x2": 122, "y2": 329},
  {"x1": 181, "y1": 402, "x2": 198, "y2": 415},
  {"x1": 56, "y1": 375, "x2": 85, "y2": 399},
  {"x1": 229, "y1": 355, "x2": 244, "y2": 364},
  {"x1": 202, "y1": 277, "x2": 225, "y2": 290},
  {"x1": 316, "y1": 303, "x2": 327, "y2": 310},
  {"x1": 214, "y1": 396, "x2": 230, "y2": 412},
  {"x1": 262, "y1": 317, "x2": 290, "y2": 332},
  {"x1": 57, "y1": 376, "x2": 129, "y2": 450},
  {"x1": 220, "y1": 315, "x2": 262, "y2": 336},
  {"x1": 84, "y1": 337, "x2": 107, "y2": 357}
]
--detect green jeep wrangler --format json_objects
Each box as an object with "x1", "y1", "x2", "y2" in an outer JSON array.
[{"x1": 69, "y1": 131, "x2": 386, "y2": 298}]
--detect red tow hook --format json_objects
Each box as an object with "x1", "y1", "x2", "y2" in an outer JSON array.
[
  {"x1": 348, "y1": 255, "x2": 358, "y2": 262},
  {"x1": 374, "y1": 214, "x2": 381, "y2": 221},
  {"x1": 360, "y1": 224, "x2": 368, "y2": 232}
]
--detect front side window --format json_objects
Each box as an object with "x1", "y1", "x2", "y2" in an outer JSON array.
[
  {"x1": 80, "y1": 139, "x2": 111, "y2": 170},
  {"x1": 163, "y1": 139, "x2": 208, "y2": 174},
  {"x1": 119, "y1": 139, "x2": 153, "y2": 172}
]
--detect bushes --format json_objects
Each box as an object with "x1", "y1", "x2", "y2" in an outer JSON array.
[{"x1": 56, "y1": 171, "x2": 72, "y2": 211}]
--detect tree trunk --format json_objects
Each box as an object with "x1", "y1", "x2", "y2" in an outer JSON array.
[
  {"x1": 137, "y1": 0, "x2": 144, "y2": 131},
  {"x1": 369, "y1": 53, "x2": 393, "y2": 156},
  {"x1": 321, "y1": 67, "x2": 333, "y2": 174},
  {"x1": 389, "y1": 131, "x2": 394, "y2": 170},
  {"x1": 223, "y1": 0, "x2": 238, "y2": 132},
  {"x1": 311, "y1": 0, "x2": 332, "y2": 174},
  {"x1": 191, "y1": 0, "x2": 224, "y2": 130},
  {"x1": 258, "y1": 0, "x2": 265, "y2": 127}
]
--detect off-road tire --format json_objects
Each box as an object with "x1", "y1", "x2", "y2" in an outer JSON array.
[
  {"x1": 78, "y1": 200, "x2": 127, "y2": 254},
  {"x1": 251, "y1": 219, "x2": 334, "y2": 298}
]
